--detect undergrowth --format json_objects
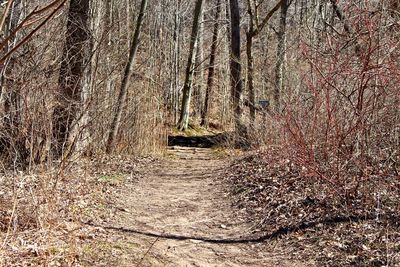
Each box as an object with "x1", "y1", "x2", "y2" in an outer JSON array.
[
  {"x1": 0, "y1": 156, "x2": 152, "y2": 266},
  {"x1": 225, "y1": 147, "x2": 400, "y2": 266}
]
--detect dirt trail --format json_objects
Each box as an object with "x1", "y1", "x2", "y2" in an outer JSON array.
[{"x1": 87, "y1": 146, "x2": 308, "y2": 266}]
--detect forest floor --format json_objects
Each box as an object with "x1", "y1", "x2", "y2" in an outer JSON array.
[
  {"x1": 77, "y1": 146, "x2": 311, "y2": 266},
  {"x1": 2, "y1": 135, "x2": 398, "y2": 266}
]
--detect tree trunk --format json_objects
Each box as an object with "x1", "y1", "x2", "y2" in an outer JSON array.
[
  {"x1": 69, "y1": 1, "x2": 105, "y2": 156},
  {"x1": 229, "y1": 0, "x2": 247, "y2": 142},
  {"x1": 177, "y1": 0, "x2": 204, "y2": 131},
  {"x1": 221, "y1": 0, "x2": 231, "y2": 126},
  {"x1": 201, "y1": 0, "x2": 221, "y2": 127},
  {"x1": 53, "y1": 0, "x2": 91, "y2": 157},
  {"x1": 274, "y1": 0, "x2": 288, "y2": 113},
  {"x1": 246, "y1": 31, "x2": 256, "y2": 126},
  {"x1": 193, "y1": 11, "x2": 204, "y2": 118},
  {"x1": 106, "y1": 0, "x2": 148, "y2": 153},
  {"x1": 246, "y1": 0, "x2": 256, "y2": 127},
  {"x1": 173, "y1": 0, "x2": 182, "y2": 124},
  {"x1": 247, "y1": 0, "x2": 284, "y2": 123},
  {"x1": 0, "y1": 0, "x2": 27, "y2": 162}
]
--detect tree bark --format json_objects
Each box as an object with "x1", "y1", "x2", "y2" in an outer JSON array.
[
  {"x1": 193, "y1": 11, "x2": 204, "y2": 118},
  {"x1": 69, "y1": 0, "x2": 106, "y2": 156},
  {"x1": 246, "y1": 30, "x2": 256, "y2": 126},
  {"x1": 229, "y1": 0, "x2": 247, "y2": 141},
  {"x1": 201, "y1": 0, "x2": 221, "y2": 127},
  {"x1": 172, "y1": 0, "x2": 182, "y2": 124},
  {"x1": 246, "y1": 0, "x2": 284, "y2": 125},
  {"x1": 177, "y1": 0, "x2": 204, "y2": 131},
  {"x1": 106, "y1": 0, "x2": 148, "y2": 153},
  {"x1": 274, "y1": 0, "x2": 289, "y2": 113},
  {"x1": 0, "y1": 0, "x2": 24, "y2": 161},
  {"x1": 53, "y1": 0, "x2": 91, "y2": 157}
]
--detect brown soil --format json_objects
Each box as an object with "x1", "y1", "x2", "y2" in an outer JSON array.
[{"x1": 82, "y1": 147, "x2": 311, "y2": 267}]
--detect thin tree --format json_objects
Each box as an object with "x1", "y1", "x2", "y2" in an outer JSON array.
[
  {"x1": 274, "y1": 0, "x2": 289, "y2": 112},
  {"x1": 0, "y1": 0, "x2": 24, "y2": 162},
  {"x1": 177, "y1": 0, "x2": 204, "y2": 131},
  {"x1": 106, "y1": 0, "x2": 148, "y2": 153},
  {"x1": 193, "y1": 11, "x2": 204, "y2": 118},
  {"x1": 201, "y1": 0, "x2": 222, "y2": 127},
  {"x1": 172, "y1": 0, "x2": 182, "y2": 124},
  {"x1": 246, "y1": 0, "x2": 284, "y2": 125}
]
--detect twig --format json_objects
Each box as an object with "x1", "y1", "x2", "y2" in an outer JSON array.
[
  {"x1": 0, "y1": 0, "x2": 14, "y2": 32},
  {"x1": 1, "y1": 180, "x2": 18, "y2": 250},
  {"x1": 0, "y1": 0, "x2": 67, "y2": 64},
  {"x1": 136, "y1": 236, "x2": 160, "y2": 267}
]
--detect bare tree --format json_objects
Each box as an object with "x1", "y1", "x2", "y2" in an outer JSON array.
[
  {"x1": 177, "y1": 0, "x2": 204, "y2": 131},
  {"x1": 193, "y1": 10, "x2": 204, "y2": 118},
  {"x1": 274, "y1": 0, "x2": 289, "y2": 112},
  {"x1": 106, "y1": 0, "x2": 148, "y2": 153},
  {"x1": 201, "y1": 0, "x2": 222, "y2": 127},
  {"x1": 246, "y1": 0, "x2": 284, "y2": 125},
  {"x1": 171, "y1": 0, "x2": 182, "y2": 124},
  {"x1": 229, "y1": 0, "x2": 247, "y2": 141},
  {"x1": 53, "y1": 0, "x2": 91, "y2": 157},
  {"x1": 0, "y1": 0, "x2": 24, "y2": 162}
]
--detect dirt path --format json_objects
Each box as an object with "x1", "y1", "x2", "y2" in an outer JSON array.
[{"x1": 85, "y1": 147, "x2": 308, "y2": 266}]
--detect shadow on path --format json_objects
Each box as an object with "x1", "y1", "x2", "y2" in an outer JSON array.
[
  {"x1": 168, "y1": 133, "x2": 227, "y2": 148},
  {"x1": 84, "y1": 214, "x2": 376, "y2": 244}
]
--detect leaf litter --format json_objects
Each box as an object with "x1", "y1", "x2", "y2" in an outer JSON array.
[{"x1": 224, "y1": 146, "x2": 400, "y2": 266}]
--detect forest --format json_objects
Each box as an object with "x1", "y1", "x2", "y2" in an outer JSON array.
[{"x1": 0, "y1": 0, "x2": 399, "y2": 266}]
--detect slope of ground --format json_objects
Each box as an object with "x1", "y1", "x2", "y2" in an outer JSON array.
[
  {"x1": 224, "y1": 147, "x2": 400, "y2": 266},
  {"x1": 7, "y1": 139, "x2": 396, "y2": 266},
  {"x1": 79, "y1": 146, "x2": 311, "y2": 266}
]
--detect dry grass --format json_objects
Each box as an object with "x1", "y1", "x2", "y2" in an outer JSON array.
[{"x1": 0, "y1": 156, "x2": 154, "y2": 266}]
